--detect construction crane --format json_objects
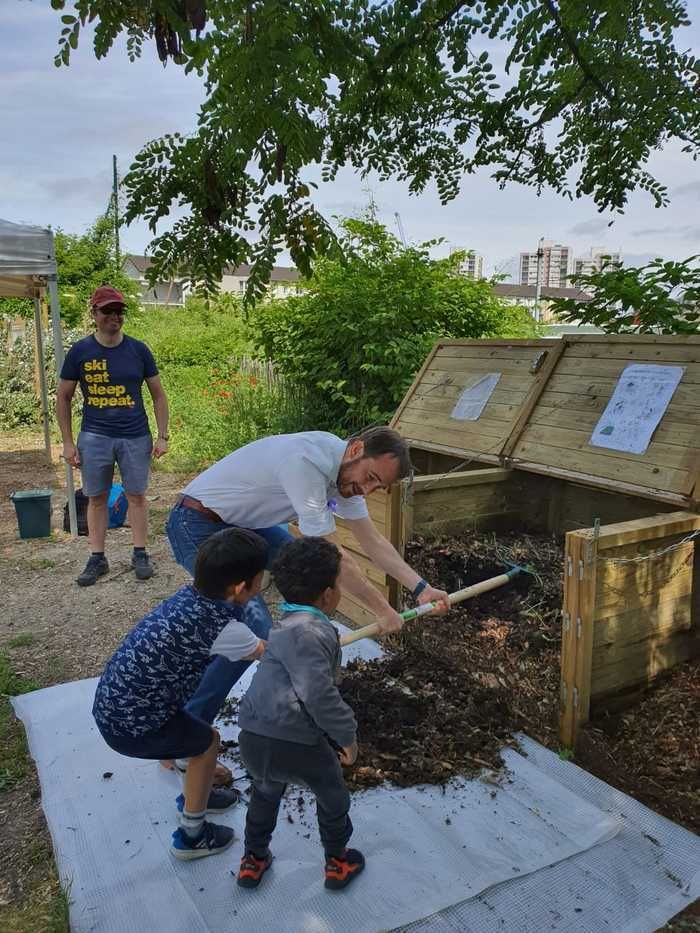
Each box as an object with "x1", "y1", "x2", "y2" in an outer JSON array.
[{"x1": 394, "y1": 212, "x2": 407, "y2": 247}]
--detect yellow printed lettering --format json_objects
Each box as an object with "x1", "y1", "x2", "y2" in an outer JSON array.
[
  {"x1": 109, "y1": 398, "x2": 118, "y2": 407},
  {"x1": 85, "y1": 374, "x2": 93, "y2": 383}
]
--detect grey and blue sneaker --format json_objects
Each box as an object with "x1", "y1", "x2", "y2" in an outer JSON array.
[
  {"x1": 175, "y1": 787, "x2": 241, "y2": 815},
  {"x1": 76, "y1": 554, "x2": 109, "y2": 587},
  {"x1": 131, "y1": 550, "x2": 154, "y2": 580},
  {"x1": 170, "y1": 821, "x2": 235, "y2": 861}
]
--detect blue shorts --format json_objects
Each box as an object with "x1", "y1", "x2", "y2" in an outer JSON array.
[
  {"x1": 78, "y1": 431, "x2": 152, "y2": 496},
  {"x1": 96, "y1": 710, "x2": 213, "y2": 761}
]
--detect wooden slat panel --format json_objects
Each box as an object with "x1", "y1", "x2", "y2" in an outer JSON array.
[
  {"x1": 413, "y1": 486, "x2": 511, "y2": 526},
  {"x1": 594, "y1": 540, "x2": 694, "y2": 614},
  {"x1": 512, "y1": 439, "x2": 689, "y2": 495},
  {"x1": 416, "y1": 369, "x2": 530, "y2": 395},
  {"x1": 530, "y1": 405, "x2": 699, "y2": 448},
  {"x1": 593, "y1": 593, "x2": 693, "y2": 649},
  {"x1": 515, "y1": 423, "x2": 693, "y2": 472},
  {"x1": 398, "y1": 412, "x2": 511, "y2": 443},
  {"x1": 365, "y1": 490, "x2": 388, "y2": 526},
  {"x1": 557, "y1": 483, "x2": 677, "y2": 536},
  {"x1": 591, "y1": 629, "x2": 700, "y2": 696},
  {"x1": 395, "y1": 425, "x2": 506, "y2": 462},
  {"x1": 405, "y1": 397, "x2": 520, "y2": 421},
  {"x1": 536, "y1": 387, "x2": 700, "y2": 428},
  {"x1": 565, "y1": 343, "x2": 700, "y2": 364},
  {"x1": 426, "y1": 353, "x2": 542, "y2": 376},
  {"x1": 559, "y1": 534, "x2": 581, "y2": 747},
  {"x1": 508, "y1": 458, "x2": 690, "y2": 507},
  {"x1": 566, "y1": 334, "x2": 700, "y2": 345},
  {"x1": 573, "y1": 533, "x2": 598, "y2": 736},
  {"x1": 411, "y1": 468, "x2": 513, "y2": 491},
  {"x1": 555, "y1": 356, "x2": 700, "y2": 385},
  {"x1": 593, "y1": 511, "x2": 700, "y2": 550},
  {"x1": 436, "y1": 344, "x2": 561, "y2": 360},
  {"x1": 595, "y1": 564, "x2": 693, "y2": 617},
  {"x1": 542, "y1": 373, "x2": 699, "y2": 410}
]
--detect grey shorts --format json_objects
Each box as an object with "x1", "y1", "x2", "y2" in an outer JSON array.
[{"x1": 77, "y1": 431, "x2": 153, "y2": 496}]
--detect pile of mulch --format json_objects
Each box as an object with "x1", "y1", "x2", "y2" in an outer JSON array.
[
  {"x1": 339, "y1": 530, "x2": 565, "y2": 790},
  {"x1": 576, "y1": 662, "x2": 700, "y2": 836}
]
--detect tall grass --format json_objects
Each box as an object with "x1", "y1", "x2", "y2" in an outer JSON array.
[{"x1": 162, "y1": 357, "x2": 309, "y2": 471}]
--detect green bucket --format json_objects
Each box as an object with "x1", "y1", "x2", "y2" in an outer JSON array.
[{"x1": 10, "y1": 489, "x2": 53, "y2": 539}]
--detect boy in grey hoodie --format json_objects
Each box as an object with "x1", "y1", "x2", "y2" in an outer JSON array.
[{"x1": 236, "y1": 536, "x2": 364, "y2": 891}]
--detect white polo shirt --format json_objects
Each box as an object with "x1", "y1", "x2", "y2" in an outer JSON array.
[{"x1": 183, "y1": 431, "x2": 369, "y2": 535}]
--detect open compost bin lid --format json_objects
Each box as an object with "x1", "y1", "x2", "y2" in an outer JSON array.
[
  {"x1": 392, "y1": 336, "x2": 700, "y2": 508},
  {"x1": 507, "y1": 335, "x2": 700, "y2": 507},
  {"x1": 391, "y1": 339, "x2": 562, "y2": 466}
]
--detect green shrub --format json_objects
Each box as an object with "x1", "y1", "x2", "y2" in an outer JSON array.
[
  {"x1": 126, "y1": 294, "x2": 254, "y2": 365},
  {"x1": 0, "y1": 324, "x2": 82, "y2": 431},
  {"x1": 161, "y1": 361, "x2": 307, "y2": 471},
  {"x1": 250, "y1": 217, "x2": 539, "y2": 432}
]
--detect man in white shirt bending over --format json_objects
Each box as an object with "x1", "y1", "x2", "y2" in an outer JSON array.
[{"x1": 165, "y1": 426, "x2": 448, "y2": 781}]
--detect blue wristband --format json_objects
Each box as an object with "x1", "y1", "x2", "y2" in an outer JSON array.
[{"x1": 412, "y1": 579, "x2": 428, "y2": 599}]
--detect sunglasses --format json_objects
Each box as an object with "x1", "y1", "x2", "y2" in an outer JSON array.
[{"x1": 97, "y1": 306, "x2": 125, "y2": 316}]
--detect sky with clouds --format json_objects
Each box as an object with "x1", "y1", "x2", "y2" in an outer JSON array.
[{"x1": 2, "y1": 1, "x2": 699, "y2": 280}]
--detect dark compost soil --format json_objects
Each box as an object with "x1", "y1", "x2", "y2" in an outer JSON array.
[{"x1": 339, "y1": 531, "x2": 699, "y2": 839}]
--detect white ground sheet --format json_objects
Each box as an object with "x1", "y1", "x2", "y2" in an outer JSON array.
[{"x1": 12, "y1": 628, "x2": 700, "y2": 932}]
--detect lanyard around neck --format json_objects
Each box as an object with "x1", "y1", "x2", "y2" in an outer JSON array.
[{"x1": 279, "y1": 602, "x2": 330, "y2": 623}]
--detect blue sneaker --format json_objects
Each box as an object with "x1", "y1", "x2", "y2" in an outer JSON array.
[
  {"x1": 175, "y1": 787, "x2": 241, "y2": 815},
  {"x1": 170, "y1": 821, "x2": 235, "y2": 861}
]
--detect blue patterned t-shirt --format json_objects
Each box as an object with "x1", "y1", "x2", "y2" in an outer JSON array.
[{"x1": 93, "y1": 585, "x2": 245, "y2": 736}]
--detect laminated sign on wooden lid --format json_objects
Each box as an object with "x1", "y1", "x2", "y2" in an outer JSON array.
[
  {"x1": 507, "y1": 335, "x2": 700, "y2": 508},
  {"x1": 391, "y1": 339, "x2": 565, "y2": 466}
]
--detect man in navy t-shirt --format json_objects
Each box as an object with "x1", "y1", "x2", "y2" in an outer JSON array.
[{"x1": 57, "y1": 285, "x2": 170, "y2": 586}]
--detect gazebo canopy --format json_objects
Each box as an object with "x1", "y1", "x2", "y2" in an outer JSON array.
[
  {"x1": 0, "y1": 218, "x2": 56, "y2": 298},
  {"x1": 0, "y1": 217, "x2": 77, "y2": 534}
]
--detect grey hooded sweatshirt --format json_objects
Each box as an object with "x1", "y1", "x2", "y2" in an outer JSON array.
[{"x1": 238, "y1": 609, "x2": 357, "y2": 749}]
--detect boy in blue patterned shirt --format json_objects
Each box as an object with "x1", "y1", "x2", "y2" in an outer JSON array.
[{"x1": 93, "y1": 527, "x2": 268, "y2": 860}]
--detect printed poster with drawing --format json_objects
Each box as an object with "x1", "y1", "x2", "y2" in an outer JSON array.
[
  {"x1": 450, "y1": 373, "x2": 501, "y2": 421},
  {"x1": 590, "y1": 364, "x2": 685, "y2": 455}
]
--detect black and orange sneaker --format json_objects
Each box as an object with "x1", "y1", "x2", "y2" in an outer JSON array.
[
  {"x1": 324, "y1": 848, "x2": 365, "y2": 890},
  {"x1": 237, "y1": 851, "x2": 273, "y2": 889}
]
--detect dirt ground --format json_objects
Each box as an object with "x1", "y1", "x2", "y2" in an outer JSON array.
[{"x1": 0, "y1": 434, "x2": 697, "y2": 931}]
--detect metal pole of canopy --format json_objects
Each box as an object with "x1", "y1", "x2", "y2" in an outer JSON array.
[
  {"x1": 33, "y1": 296, "x2": 51, "y2": 462},
  {"x1": 47, "y1": 271, "x2": 78, "y2": 538}
]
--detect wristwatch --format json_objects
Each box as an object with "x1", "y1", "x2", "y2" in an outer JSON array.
[{"x1": 412, "y1": 579, "x2": 428, "y2": 599}]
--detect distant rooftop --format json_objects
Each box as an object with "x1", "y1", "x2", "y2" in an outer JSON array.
[
  {"x1": 493, "y1": 283, "x2": 592, "y2": 302},
  {"x1": 126, "y1": 254, "x2": 301, "y2": 283}
]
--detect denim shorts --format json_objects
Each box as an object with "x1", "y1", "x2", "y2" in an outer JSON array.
[
  {"x1": 166, "y1": 502, "x2": 292, "y2": 575},
  {"x1": 78, "y1": 431, "x2": 152, "y2": 496},
  {"x1": 96, "y1": 710, "x2": 213, "y2": 761}
]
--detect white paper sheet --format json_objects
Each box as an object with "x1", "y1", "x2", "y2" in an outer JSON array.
[
  {"x1": 590, "y1": 364, "x2": 685, "y2": 455},
  {"x1": 12, "y1": 626, "x2": 623, "y2": 933}
]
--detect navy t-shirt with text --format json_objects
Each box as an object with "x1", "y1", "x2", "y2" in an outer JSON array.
[{"x1": 60, "y1": 334, "x2": 158, "y2": 438}]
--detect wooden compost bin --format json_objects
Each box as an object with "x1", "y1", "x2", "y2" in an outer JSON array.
[{"x1": 333, "y1": 336, "x2": 700, "y2": 746}]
